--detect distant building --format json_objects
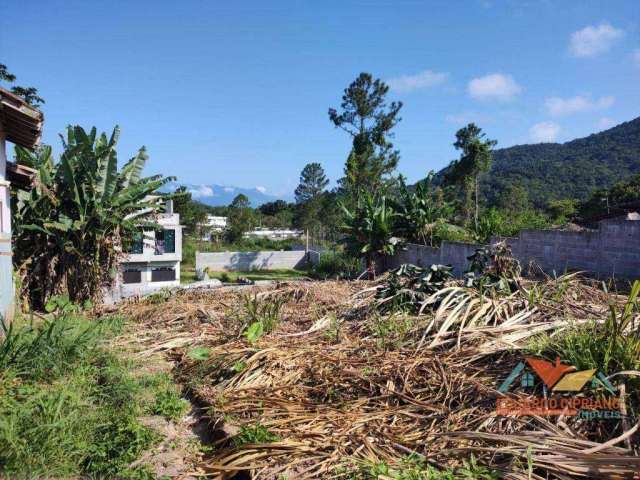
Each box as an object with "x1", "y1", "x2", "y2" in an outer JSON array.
[
  {"x1": 0, "y1": 88, "x2": 42, "y2": 322},
  {"x1": 243, "y1": 227, "x2": 303, "y2": 240},
  {"x1": 196, "y1": 215, "x2": 303, "y2": 242},
  {"x1": 200, "y1": 215, "x2": 227, "y2": 240},
  {"x1": 117, "y1": 200, "x2": 183, "y2": 298}
]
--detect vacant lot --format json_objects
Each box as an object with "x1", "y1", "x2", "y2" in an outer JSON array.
[{"x1": 116, "y1": 274, "x2": 640, "y2": 479}]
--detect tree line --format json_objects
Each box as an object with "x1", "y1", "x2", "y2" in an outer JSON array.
[{"x1": 6, "y1": 63, "x2": 639, "y2": 308}]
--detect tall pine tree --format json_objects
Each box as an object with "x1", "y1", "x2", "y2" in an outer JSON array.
[
  {"x1": 294, "y1": 162, "x2": 329, "y2": 236},
  {"x1": 329, "y1": 73, "x2": 402, "y2": 203},
  {"x1": 444, "y1": 123, "x2": 496, "y2": 229},
  {"x1": 294, "y1": 163, "x2": 329, "y2": 203}
]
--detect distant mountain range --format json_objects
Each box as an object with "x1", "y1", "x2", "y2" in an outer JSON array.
[
  {"x1": 434, "y1": 117, "x2": 640, "y2": 208},
  {"x1": 166, "y1": 183, "x2": 294, "y2": 207}
]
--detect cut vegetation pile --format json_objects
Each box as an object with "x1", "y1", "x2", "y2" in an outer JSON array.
[{"x1": 115, "y1": 271, "x2": 640, "y2": 479}]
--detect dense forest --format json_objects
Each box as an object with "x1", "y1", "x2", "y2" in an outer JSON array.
[{"x1": 434, "y1": 117, "x2": 640, "y2": 208}]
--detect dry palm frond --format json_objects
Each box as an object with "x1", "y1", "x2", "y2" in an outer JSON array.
[
  {"x1": 436, "y1": 427, "x2": 640, "y2": 479},
  {"x1": 109, "y1": 278, "x2": 637, "y2": 480}
]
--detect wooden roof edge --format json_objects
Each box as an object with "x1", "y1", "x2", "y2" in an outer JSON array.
[
  {"x1": 0, "y1": 87, "x2": 44, "y2": 121},
  {"x1": 0, "y1": 87, "x2": 44, "y2": 149},
  {"x1": 6, "y1": 162, "x2": 38, "y2": 190},
  {"x1": 0, "y1": 99, "x2": 44, "y2": 127}
]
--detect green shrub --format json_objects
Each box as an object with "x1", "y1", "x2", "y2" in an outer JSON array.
[
  {"x1": 83, "y1": 416, "x2": 159, "y2": 478},
  {"x1": 312, "y1": 250, "x2": 360, "y2": 279},
  {"x1": 375, "y1": 263, "x2": 453, "y2": 314},
  {"x1": 152, "y1": 389, "x2": 189, "y2": 421},
  {"x1": 474, "y1": 208, "x2": 551, "y2": 243}
]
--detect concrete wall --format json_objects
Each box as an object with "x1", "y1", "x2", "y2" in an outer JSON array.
[
  {"x1": 384, "y1": 217, "x2": 640, "y2": 280},
  {"x1": 383, "y1": 241, "x2": 479, "y2": 276},
  {"x1": 500, "y1": 217, "x2": 640, "y2": 279},
  {"x1": 197, "y1": 250, "x2": 309, "y2": 271}
]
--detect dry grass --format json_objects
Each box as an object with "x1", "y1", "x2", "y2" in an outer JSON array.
[{"x1": 110, "y1": 276, "x2": 640, "y2": 479}]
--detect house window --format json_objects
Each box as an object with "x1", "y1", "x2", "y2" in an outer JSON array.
[
  {"x1": 123, "y1": 269, "x2": 142, "y2": 284},
  {"x1": 155, "y1": 229, "x2": 175, "y2": 255},
  {"x1": 521, "y1": 372, "x2": 535, "y2": 388},
  {"x1": 127, "y1": 231, "x2": 144, "y2": 254},
  {"x1": 151, "y1": 267, "x2": 175, "y2": 282}
]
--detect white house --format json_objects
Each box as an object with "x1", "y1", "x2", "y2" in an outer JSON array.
[
  {"x1": 206, "y1": 215, "x2": 227, "y2": 231},
  {"x1": 0, "y1": 88, "x2": 42, "y2": 322},
  {"x1": 243, "y1": 227, "x2": 303, "y2": 240},
  {"x1": 118, "y1": 199, "x2": 184, "y2": 298},
  {"x1": 200, "y1": 214, "x2": 227, "y2": 240}
]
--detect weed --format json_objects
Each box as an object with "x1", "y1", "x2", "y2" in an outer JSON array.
[
  {"x1": 529, "y1": 281, "x2": 640, "y2": 375},
  {"x1": 464, "y1": 243, "x2": 520, "y2": 294},
  {"x1": 83, "y1": 416, "x2": 159, "y2": 477},
  {"x1": 244, "y1": 320, "x2": 264, "y2": 344},
  {"x1": 242, "y1": 294, "x2": 284, "y2": 332},
  {"x1": 146, "y1": 289, "x2": 172, "y2": 304},
  {"x1": 323, "y1": 314, "x2": 341, "y2": 343},
  {"x1": 44, "y1": 294, "x2": 93, "y2": 313},
  {"x1": 232, "y1": 360, "x2": 248, "y2": 372},
  {"x1": 376, "y1": 264, "x2": 452, "y2": 314},
  {"x1": 187, "y1": 346, "x2": 211, "y2": 361},
  {"x1": 152, "y1": 389, "x2": 189, "y2": 421},
  {"x1": 120, "y1": 463, "x2": 157, "y2": 480},
  {"x1": 241, "y1": 294, "x2": 285, "y2": 344},
  {"x1": 233, "y1": 422, "x2": 280, "y2": 446},
  {"x1": 0, "y1": 313, "x2": 102, "y2": 381},
  {"x1": 0, "y1": 313, "x2": 167, "y2": 479},
  {"x1": 529, "y1": 281, "x2": 640, "y2": 409},
  {"x1": 342, "y1": 454, "x2": 497, "y2": 479},
  {"x1": 369, "y1": 313, "x2": 415, "y2": 350}
]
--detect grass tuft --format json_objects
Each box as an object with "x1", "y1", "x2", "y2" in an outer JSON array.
[
  {"x1": 233, "y1": 422, "x2": 280, "y2": 446},
  {"x1": 0, "y1": 313, "x2": 173, "y2": 478}
]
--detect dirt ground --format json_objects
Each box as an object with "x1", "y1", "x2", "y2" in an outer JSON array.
[{"x1": 108, "y1": 278, "x2": 640, "y2": 480}]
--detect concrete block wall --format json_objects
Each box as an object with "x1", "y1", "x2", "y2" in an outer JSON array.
[
  {"x1": 383, "y1": 241, "x2": 479, "y2": 276},
  {"x1": 384, "y1": 218, "x2": 640, "y2": 280},
  {"x1": 500, "y1": 218, "x2": 640, "y2": 279},
  {"x1": 196, "y1": 250, "x2": 310, "y2": 271}
]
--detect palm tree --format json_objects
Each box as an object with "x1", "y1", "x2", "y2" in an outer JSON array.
[{"x1": 12, "y1": 125, "x2": 173, "y2": 309}]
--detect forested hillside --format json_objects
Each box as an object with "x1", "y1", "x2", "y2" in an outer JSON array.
[{"x1": 437, "y1": 117, "x2": 640, "y2": 208}]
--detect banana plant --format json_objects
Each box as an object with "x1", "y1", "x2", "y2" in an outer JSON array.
[
  {"x1": 395, "y1": 176, "x2": 455, "y2": 246},
  {"x1": 12, "y1": 125, "x2": 174, "y2": 310},
  {"x1": 340, "y1": 193, "x2": 401, "y2": 279}
]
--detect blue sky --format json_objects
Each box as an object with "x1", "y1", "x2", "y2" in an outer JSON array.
[{"x1": 2, "y1": 0, "x2": 639, "y2": 199}]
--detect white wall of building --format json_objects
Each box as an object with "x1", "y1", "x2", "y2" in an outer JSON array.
[
  {"x1": 243, "y1": 228, "x2": 303, "y2": 240},
  {"x1": 117, "y1": 206, "x2": 184, "y2": 298}
]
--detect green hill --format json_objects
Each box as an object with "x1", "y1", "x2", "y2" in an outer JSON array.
[{"x1": 435, "y1": 117, "x2": 640, "y2": 208}]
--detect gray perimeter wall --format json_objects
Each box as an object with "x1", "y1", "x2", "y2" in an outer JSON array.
[
  {"x1": 383, "y1": 217, "x2": 640, "y2": 280},
  {"x1": 197, "y1": 250, "x2": 310, "y2": 271}
]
